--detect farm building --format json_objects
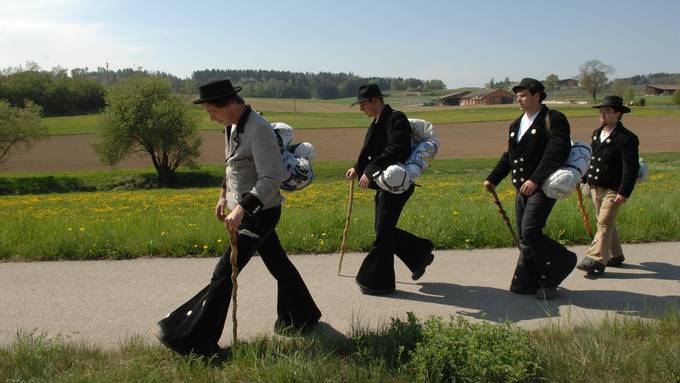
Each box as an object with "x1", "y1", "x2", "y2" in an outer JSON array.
[
  {"x1": 559, "y1": 78, "x2": 579, "y2": 87},
  {"x1": 459, "y1": 88, "x2": 514, "y2": 106},
  {"x1": 645, "y1": 84, "x2": 680, "y2": 95},
  {"x1": 438, "y1": 91, "x2": 471, "y2": 106}
]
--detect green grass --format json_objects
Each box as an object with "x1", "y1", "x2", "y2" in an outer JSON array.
[
  {"x1": 44, "y1": 103, "x2": 680, "y2": 135},
  {"x1": 2, "y1": 311, "x2": 679, "y2": 382},
  {"x1": 1, "y1": 153, "x2": 679, "y2": 261}
]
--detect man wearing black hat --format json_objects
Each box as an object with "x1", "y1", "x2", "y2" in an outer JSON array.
[
  {"x1": 346, "y1": 84, "x2": 435, "y2": 295},
  {"x1": 484, "y1": 78, "x2": 577, "y2": 299},
  {"x1": 156, "y1": 79, "x2": 321, "y2": 358},
  {"x1": 577, "y1": 95, "x2": 639, "y2": 275}
]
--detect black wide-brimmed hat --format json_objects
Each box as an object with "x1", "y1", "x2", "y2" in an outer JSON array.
[
  {"x1": 351, "y1": 84, "x2": 387, "y2": 106},
  {"x1": 512, "y1": 77, "x2": 546, "y2": 97},
  {"x1": 192, "y1": 79, "x2": 242, "y2": 104},
  {"x1": 593, "y1": 95, "x2": 631, "y2": 113}
]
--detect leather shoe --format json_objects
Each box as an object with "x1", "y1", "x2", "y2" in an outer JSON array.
[
  {"x1": 607, "y1": 255, "x2": 625, "y2": 267},
  {"x1": 412, "y1": 252, "x2": 434, "y2": 281},
  {"x1": 355, "y1": 280, "x2": 394, "y2": 295},
  {"x1": 577, "y1": 257, "x2": 606, "y2": 275}
]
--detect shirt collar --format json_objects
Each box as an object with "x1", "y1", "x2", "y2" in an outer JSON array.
[{"x1": 235, "y1": 105, "x2": 252, "y2": 133}]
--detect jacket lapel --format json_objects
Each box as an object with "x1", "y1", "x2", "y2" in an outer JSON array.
[
  {"x1": 227, "y1": 124, "x2": 240, "y2": 160},
  {"x1": 517, "y1": 106, "x2": 547, "y2": 146}
]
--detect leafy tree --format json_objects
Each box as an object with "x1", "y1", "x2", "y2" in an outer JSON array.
[
  {"x1": 544, "y1": 74, "x2": 560, "y2": 101},
  {"x1": 673, "y1": 90, "x2": 680, "y2": 105},
  {"x1": 578, "y1": 59, "x2": 615, "y2": 100},
  {"x1": 0, "y1": 100, "x2": 47, "y2": 164},
  {"x1": 93, "y1": 76, "x2": 201, "y2": 186}
]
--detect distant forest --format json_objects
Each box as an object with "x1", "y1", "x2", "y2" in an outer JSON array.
[{"x1": 1, "y1": 62, "x2": 679, "y2": 116}]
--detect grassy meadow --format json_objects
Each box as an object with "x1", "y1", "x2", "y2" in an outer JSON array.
[
  {"x1": 43, "y1": 97, "x2": 680, "y2": 135},
  {"x1": 2, "y1": 310, "x2": 679, "y2": 382},
  {"x1": 1, "y1": 154, "x2": 679, "y2": 261}
]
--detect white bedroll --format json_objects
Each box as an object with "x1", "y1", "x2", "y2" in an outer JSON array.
[
  {"x1": 541, "y1": 142, "x2": 591, "y2": 199},
  {"x1": 374, "y1": 119, "x2": 440, "y2": 194},
  {"x1": 271, "y1": 122, "x2": 315, "y2": 192}
]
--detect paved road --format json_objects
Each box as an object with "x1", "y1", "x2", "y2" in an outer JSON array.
[{"x1": 1, "y1": 242, "x2": 679, "y2": 349}]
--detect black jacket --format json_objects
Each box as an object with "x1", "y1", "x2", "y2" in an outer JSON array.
[
  {"x1": 354, "y1": 104, "x2": 411, "y2": 180},
  {"x1": 487, "y1": 105, "x2": 571, "y2": 189},
  {"x1": 584, "y1": 122, "x2": 639, "y2": 197}
]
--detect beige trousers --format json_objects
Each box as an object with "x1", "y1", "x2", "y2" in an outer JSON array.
[{"x1": 586, "y1": 187, "x2": 624, "y2": 264}]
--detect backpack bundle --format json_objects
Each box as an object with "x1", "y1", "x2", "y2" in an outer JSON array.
[
  {"x1": 540, "y1": 114, "x2": 592, "y2": 199},
  {"x1": 270, "y1": 122, "x2": 315, "y2": 192},
  {"x1": 374, "y1": 119, "x2": 440, "y2": 194}
]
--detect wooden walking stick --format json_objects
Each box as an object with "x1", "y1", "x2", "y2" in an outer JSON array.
[
  {"x1": 490, "y1": 189, "x2": 521, "y2": 252},
  {"x1": 228, "y1": 228, "x2": 239, "y2": 344},
  {"x1": 337, "y1": 178, "x2": 355, "y2": 275},
  {"x1": 575, "y1": 185, "x2": 594, "y2": 239}
]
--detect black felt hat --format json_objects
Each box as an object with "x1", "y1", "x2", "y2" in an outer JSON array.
[
  {"x1": 192, "y1": 79, "x2": 242, "y2": 104},
  {"x1": 512, "y1": 77, "x2": 546, "y2": 97},
  {"x1": 593, "y1": 95, "x2": 631, "y2": 113},
  {"x1": 351, "y1": 84, "x2": 387, "y2": 106}
]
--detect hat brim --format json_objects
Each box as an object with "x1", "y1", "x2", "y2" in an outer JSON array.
[
  {"x1": 512, "y1": 85, "x2": 546, "y2": 97},
  {"x1": 192, "y1": 86, "x2": 242, "y2": 104},
  {"x1": 592, "y1": 104, "x2": 631, "y2": 113},
  {"x1": 350, "y1": 93, "x2": 388, "y2": 107}
]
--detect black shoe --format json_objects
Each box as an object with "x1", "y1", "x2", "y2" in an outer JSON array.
[
  {"x1": 607, "y1": 255, "x2": 625, "y2": 267},
  {"x1": 412, "y1": 252, "x2": 435, "y2": 281},
  {"x1": 577, "y1": 257, "x2": 606, "y2": 275},
  {"x1": 535, "y1": 286, "x2": 558, "y2": 300},
  {"x1": 355, "y1": 280, "x2": 394, "y2": 295},
  {"x1": 155, "y1": 325, "x2": 192, "y2": 356}
]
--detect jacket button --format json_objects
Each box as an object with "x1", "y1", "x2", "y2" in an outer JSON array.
[
  {"x1": 546, "y1": 261, "x2": 551, "y2": 266},
  {"x1": 598, "y1": 157, "x2": 602, "y2": 161},
  {"x1": 520, "y1": 158, "x2": 524, "y2": 162},
  {"x1": 596, "y1": 168, "x2": 600, "y2": 172},
  {"x1": 512, "y1": 179, "x2": 517, "y2": 183},
  {"x1": 590, "y1": 165, "x2": 593, "y2": 169},
  {"x1": 595, "y1": 176, "x2": 599, "y2": 180},
  {"x1": 513, "y1": 170, "x2": 517, "y2": 173},
  {"x1": 520, "y1": 178, "x2": 524, "y2": 182},
  {"x1": 541, "y1": 275, "x2": 546, "y2": 279},
  {"x1": 520, "y1": 168, "x2": 524, "y2": 171},
  {"x1": 589, "y1": 174, "x2": 593, "y2": 178},
  {"x1": 514, "y1": 160, "x2": 518, "y2": 163},
  {"x1": 367, "y1": 156, "x2": 372, "y2": 160}
]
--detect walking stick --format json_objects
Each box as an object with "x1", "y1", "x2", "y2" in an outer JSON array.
[
  {"x1": 337, "y1": 178, "x2": 355, "y2": 275},
  {"x1": 575, "y1": 185, "x2": 594, "y2": 239},
  {"x1": 490, "y1": 189, "x2": 521, "y2": 252},
  {"x1": 228, "y1": 228, "x2": 239, "y2": 344}
]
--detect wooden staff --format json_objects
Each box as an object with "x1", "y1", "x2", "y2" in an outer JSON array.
[
  {"x1": 490, "y1": 189, "x2": 521, "y2": 251},
  {"x1": 575, "y1": 185, "x2": 594, "y2": 239},
  {"x1": 228, "y1": 228, "x2": 239, "y2": 344},
  {"x1": 337, "y1": 179, "x2": 355, "y2": 275}
]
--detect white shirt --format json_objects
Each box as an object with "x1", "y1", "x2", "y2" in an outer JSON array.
[
  {"x1": 600, "y1": 126, "x2": 616, "y2": 142},
  {"x1": 517, "y1": 110, "x2": 539, "y2": 142}
]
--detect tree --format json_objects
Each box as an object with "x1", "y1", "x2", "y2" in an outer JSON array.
[
  {"x1": 544, "y1": 74, "x2": 560, "y2": 100},
  {"x1": 578, "y1": 59, "x2": 615, "y2": 100},
  {"x1": 93, "y1": 76, "x2": 201, "y2": 186},
  {"x1": 0, "y1": 100, "x2": 47, "y2": 164},
  {"x1": 673, "y1": 90, "x2": 680, "y2": 105}
]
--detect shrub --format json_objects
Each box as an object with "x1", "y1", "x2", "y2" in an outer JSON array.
[
  {"x1": 407, "y1": 316, "x2": 540, "y2": 383},
  {"x1": 673, "y1": 90, "x2": 680, "y2": 105}
]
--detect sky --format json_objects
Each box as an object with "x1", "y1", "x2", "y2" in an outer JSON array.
[{"x1": 1, "y1": 0, "x2": 678, "y2": 88}]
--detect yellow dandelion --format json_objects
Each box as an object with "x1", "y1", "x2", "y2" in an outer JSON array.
[
  {"x1": 217, "y1": 239, "x2": 223, "y2": 243},
  {"x1": 67, "y1": 228, "x2": 72, "y2": 231},
  {"x1": 203, "y1": 245, "x2": 209, "y2": 250},
  {"x1": 79, "y1": 227, "x2": 85, "y2": 231}
]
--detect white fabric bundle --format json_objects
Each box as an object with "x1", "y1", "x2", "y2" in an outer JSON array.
[
  {"x1": 405, "y1": 119, "x2": 439, "y2": 184},
  {"x1": 271, "y1": 122, "x2": 315, "y2": 191},
  {"x1": 373, "y1": 119, "x2": 439, "y2": 194},
  {"x1": 374, "y1": 163, "x2": 410, "y2": 194},
  {"x1": 542, "y1": 142, "x2": 592, "y2": 199},
  {"x1": 637, "y1": 157, "x2": 648, "y2": 182}
]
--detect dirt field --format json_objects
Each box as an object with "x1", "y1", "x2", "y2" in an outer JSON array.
[{"x1": 1, "y1": 116, "x2": 679, "y2": 173}]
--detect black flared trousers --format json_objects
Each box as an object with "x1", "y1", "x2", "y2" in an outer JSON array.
[
  {"x1": 356, "y1": 186, "x2": 433, "y2": 292},
  {"x1": 510, "y1": 190, "x2": 576, "y2": 293},
  {"x1": 158, "y1": 206, "x2": 321, "y2": 355}
]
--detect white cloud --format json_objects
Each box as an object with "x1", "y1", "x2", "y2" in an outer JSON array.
[{"x1": 0, "y1": 0, "x2": 149, "y2": 71}]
